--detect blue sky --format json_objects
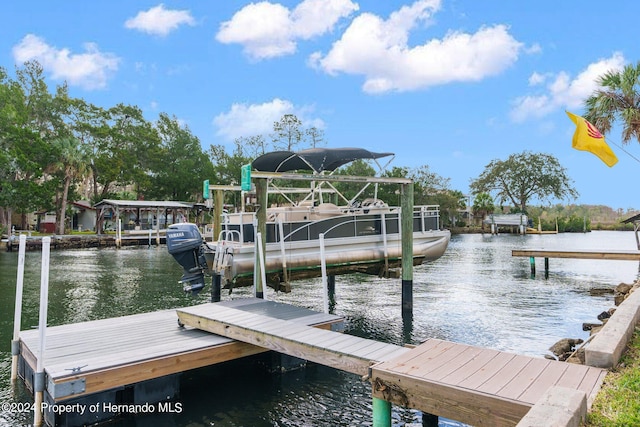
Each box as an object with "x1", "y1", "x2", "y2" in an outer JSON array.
[{"x1": 2, "y1": 1, "x2": 639, "y2": 210}]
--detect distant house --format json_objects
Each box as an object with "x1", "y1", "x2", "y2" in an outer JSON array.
[
  {"x1": 72, "y1": 201, "x2": 96, "y2": 232},
  {"x1": 93, "y1": 199, "x2": 203, "y2": 233},
  {"x1": 34, "y1": 201, "x2": 96, "y2": 233},
  {"x1": 35, "y1": 211, "x2": 56, "y2": 233}
]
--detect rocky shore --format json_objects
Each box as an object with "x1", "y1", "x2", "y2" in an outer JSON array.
[{"x1": 546, "y1": 281, "x2": 639, "y2": 364}]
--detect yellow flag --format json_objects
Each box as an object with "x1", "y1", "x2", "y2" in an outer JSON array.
[{"x1": 566, "y1": 111, "x2": 618, "y2": 167}]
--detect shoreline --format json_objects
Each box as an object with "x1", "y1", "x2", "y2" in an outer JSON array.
[{"x1": 4, "y1": 227, "x2": 635, "y2": 252}]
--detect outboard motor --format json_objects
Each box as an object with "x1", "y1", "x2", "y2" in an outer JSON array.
[{"x1": 166, "y1": 223, "x2": 208, "y2": 295}]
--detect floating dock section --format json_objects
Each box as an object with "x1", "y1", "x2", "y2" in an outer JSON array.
[{"x1": 17, "y1": 298, "x2": 342, "y2": 426}]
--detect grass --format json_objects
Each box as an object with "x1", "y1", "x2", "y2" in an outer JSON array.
[{"x1": 586, "y1": 326, "x2": 640, "y2": 426}]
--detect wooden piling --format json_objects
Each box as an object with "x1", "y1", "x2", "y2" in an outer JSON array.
[
  {"x1": 400, "y1": 182, "x2": 413, "y2": 316},
  {"x1": 214, "y1": 189, "x2": 223, "y2": 242},
  {"x1": 254, "y1": 177, "x2": 267, "y2": 299}
]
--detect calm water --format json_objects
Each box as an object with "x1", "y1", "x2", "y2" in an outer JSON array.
[{"x1": 1, "y1": 231, "x2": 638, "y2": 426}]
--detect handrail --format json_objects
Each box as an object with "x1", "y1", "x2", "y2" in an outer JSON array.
[{"x1": 220, "y1": 204, "x2": 441, "y2": 244}]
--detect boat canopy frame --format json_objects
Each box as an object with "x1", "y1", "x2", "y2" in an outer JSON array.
[{"x1": 251, "y1": 148, "x2": 397, "y2": 208}]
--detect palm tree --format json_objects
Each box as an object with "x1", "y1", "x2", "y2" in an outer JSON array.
[
  {"x1": 50, "y1": 137, "x2": 90, "y2": 234},
  {"x1": 472, "y1": 192, "x2": 494, "y2": 230},
  {"x1": 584, "y1": 61, "x2": 640, "y2": 144}
]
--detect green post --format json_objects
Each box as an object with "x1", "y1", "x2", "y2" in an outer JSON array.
[
  {"x1": 529, "y1": 256, "x2": 536, "y2": 278},
  {"x1": 255, "y1": 177, "x2": 267, "y2": 299},
  {"x1": 401, "y1": 182, "x2": 414, "y2": 316},
  {"x1": 372, "y1": 397, "x2": 391, "y2": 427}
]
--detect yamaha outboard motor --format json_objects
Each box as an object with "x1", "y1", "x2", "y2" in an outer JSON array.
[{"x1": 166, "y1": 223, "x2": 208, "y2": 295}]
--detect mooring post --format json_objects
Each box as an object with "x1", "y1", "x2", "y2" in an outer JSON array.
[
  {"x1": 400, "y1": 182, "x2": 414, "y2": 316},
  {"x1": 255, "y1": 177, "x2": 267, "y2": 299},
  {"x1": 544, "y1": 257, "x2": 549, "y2": 279},
  {"x1": 211, "y1": 273, "x2": 221, "y2": 303},
  {"x1": 34, "y1": 236, "x2": 51, "y2": 426},
  {"x1": 372, "y1": 396, "x2": 391, "y2": 427},
  {"x1": 11, "y1": 235, "x2": 26, "y2": 382},
  {"x1": 529, "y1": 256, "x2": 536, "y2": 277},
  {"x1": 327, "y1": 275, "x2": 336, "y2": 312}
]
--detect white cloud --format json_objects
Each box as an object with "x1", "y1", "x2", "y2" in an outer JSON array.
[
  {"x1": 311, "y1": 0, "x2": 523, "y2": 94},
  {"x1": 216, "y1": 0, "x2": 358, "y2": 60},
  {"x1": 125, "y1": 4, "x2": 195, "y2": 37},
  {"x1": 528, "y1": 71, "x2": 547, "y2": 86},
  {"x1": 213, "y1": 98, "x2": 325, "y2": 140},
  {"x1": 12, "y1": 34, "x2": 119, "y2": 90},
  {"x1": 510, "y1": 52, "x2": 626, "y2": 122}
]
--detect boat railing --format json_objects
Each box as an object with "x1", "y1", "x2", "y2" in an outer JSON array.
[
  {"x1": 217, "y1": 229, "x2": 242, "y2": 243},
  {"x1": 219, "y1": 204, "x2": 441, "y2": 245}
]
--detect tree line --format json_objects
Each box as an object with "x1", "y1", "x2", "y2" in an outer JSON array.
[{"x1": 4, "y1": 59, "x2": 638, "y2": 235}]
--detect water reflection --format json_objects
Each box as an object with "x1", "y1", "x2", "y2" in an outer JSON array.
[{"x1": 0, "y1": 231, "x2": 638, "y2": 426}]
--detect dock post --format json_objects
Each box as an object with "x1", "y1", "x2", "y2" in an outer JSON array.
[
  {"x1": 116, "y1": 218, "x2": 122, "y2": 248},
  {"x1": 529, "y1": 256, "x2": 536, "y2": 277},
  {"x1": 211, "y1": 273, "x2": 221, "y2": 302},
  {"x1": 400, "y1": 182, "x2": 414, "y2": 317},
  {"x1": 255, "y1": 177, "x2": 267, "y2": 299},
  {"x1": 372, "y1": 396, "x2": 391, "y2": 427},
  {"x1": 328, "y1": 275, "x2": 336, "y2": 312},
  {"x1": 11, "y1": 235, "x2": 26, "y2": 382},
  {"x1": 214, "y1": 189, "x2": 223, "y2": 242},
  {"x1": 34, "y1": 237, "x2": 51, "y2": 426},
  {"x1": 544, "y1": 257, "x2": 549, "y2": 279}
]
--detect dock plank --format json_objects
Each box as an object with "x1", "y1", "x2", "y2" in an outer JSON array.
[
  {"x1": 176, "y1": 304, "x2": 410, "y2": 376},
  {"x1": 371, "y1": 340, "x2": 607, "y2": 427}
]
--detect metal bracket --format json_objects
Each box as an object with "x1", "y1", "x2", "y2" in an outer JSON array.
[
  {"x1": 47, "y1": 377, "x2": 86, "y2": 399},
  {"x1": 11, "y1": 340, "x2": 20, "y2": 356}
]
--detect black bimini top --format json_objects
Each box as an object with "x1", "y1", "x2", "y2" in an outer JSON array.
[{"x1": 251, "y1": 148, "x2": 394, "y2": 173}]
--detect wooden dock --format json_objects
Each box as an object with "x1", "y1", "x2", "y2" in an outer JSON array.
[
  {"x1": 176, "y1": 303, "x2": 411, "y2": 376},
  {"x1": 18, "y1": 298, "x2": 342, "y2": 425},
  {"x1": 513, "y1": 249, "x2": 640, "y2": 260},
  {"x1": 371, "y1": 339, "x2": 606, "y2": 426},
  {"x1": 178, "y1": 303, "x2": 607, "y2": 426},
  {"x1": 512, "y1": 249, "x2": 640, "y2": 277}
]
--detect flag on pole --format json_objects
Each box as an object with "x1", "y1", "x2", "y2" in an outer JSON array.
[{"x1": 566, "y1": 111, "x2": 618, "y2": 167}]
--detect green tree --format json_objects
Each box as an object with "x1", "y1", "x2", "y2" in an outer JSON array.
[
  {"x1": 410, "y1": 165, "x2": 451, "y2": 206},
  {"x1": 470, "y1": 151, "x2": 578, "y2": 213},
  {"x1": 49, "y1": 136, "x2": 90, "y2": 234},
  {"x1": 472, "y1": 192, "x2": 494, "y2": 230},
  {"x1": 584, "y1": 61, "x2": 640, "y2": 144},
  {"x1": 271, "y1": 114, "x2": 303, "y2": 151},
  {"x1": 430, "y1": 190, "x2": 465, "y2": 227},
  {"x1": 1, "y1": 62, "x2": 63, "y2": 231},
  {"x1": 149, "y1": 113, "x2": 215, "y2": 201},
  {"x1": 333, "y1": 159, "x2": 377, "y2": 204},
  {"x1": 98, "y1": 104, "x2": 160, "y2": 201},
  {"x1": 306, "y1": 126, "x2": 325, "y2": 148}
]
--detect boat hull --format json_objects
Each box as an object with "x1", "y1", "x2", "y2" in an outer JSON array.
[{"x1": 205, "y1": 229, "x2": 450, "y2": 290}]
